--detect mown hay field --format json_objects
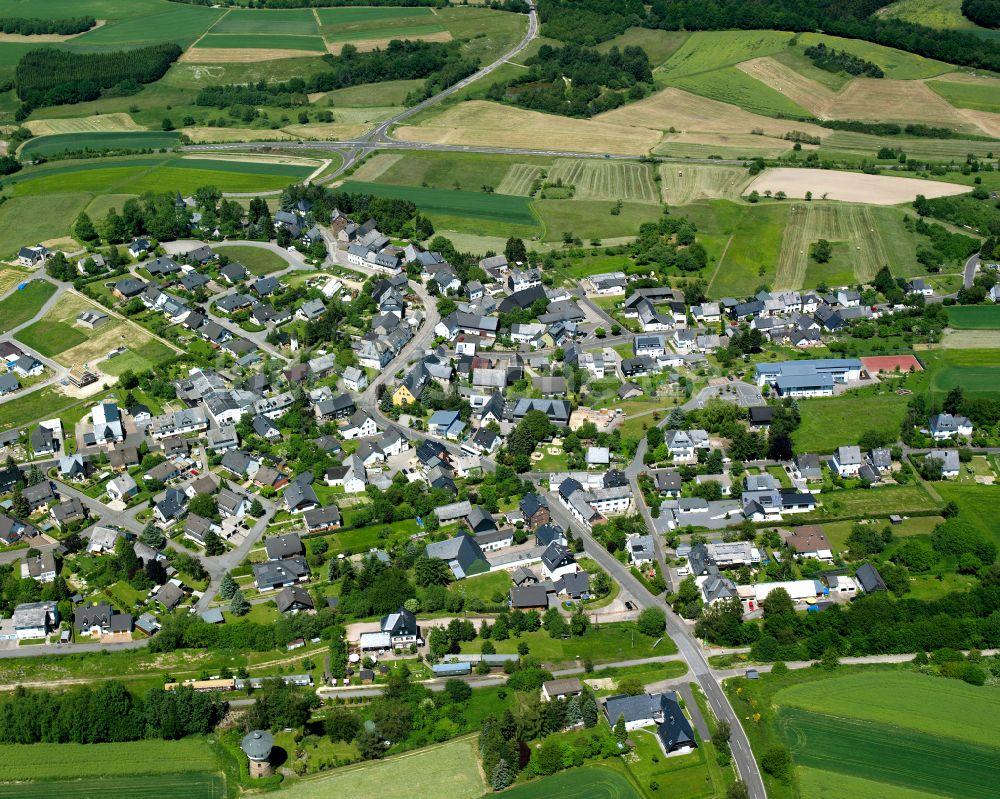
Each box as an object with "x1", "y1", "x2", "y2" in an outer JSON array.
[
  {"x1": 819, "y1": 130, "x2": 997, "y2": 159},
  {"x1": 657, "y1": 164, "x2": 752, "y2": 205},
  {"x1": 546, "y1": 159, "x2": 660, "y2": 203},
  {"x1": 25, "y1": 113, "x2": 144, "y2": 135},
  {"x1": 497, "y1": 163, "x2": 544, "y2": 196}
]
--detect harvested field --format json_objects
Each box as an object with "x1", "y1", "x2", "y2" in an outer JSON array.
[
  {"x1": 497, "y1": 163, "x2": 544, "y2": 196},
  {"x1": 396, "y1": 101, "x2": 660, "y2": 155},
  {"x1": 179, "y1": 127, "x2": 294, "y2": 143},
  {"x1": 326, "y1": 30, "x2": 452, "y2": 55},
  {"x1": 942, "y1": 329, "x2": 1000, "y2": 348},
  {"x1": 737, "y1": 57, "x2": 836, "y2": 116},
  {"x1": 775, "y1": 203, "x2": 889, "y2": 289},
  {"x1": 831, "y1": 79, "x2": 984, "y2": 131},
  {"x1": 281, "y1": 122, "x2": 372, "y2": 140},
  {"x1": 600, "y1": 87, "x2": 828, "y2": 141},
  {"x1": 820, "y1": 130, "x2": 996, "y2": 159},
  {"x1": 546, "y1": 159, "x2": 660, "y2": 203},
  {"x1": 351, "y1": 153, "x2": 405, "y2": 182},
  {"x1": 180, "y1": 47, "x2": 320, "y2": 62},
  {"x1": 181, "y1": 154, "x2": 321, "y2": 168},
  {"x1": 654, "y1": 135, "x2": 794, "y2": 158},
  {"x1": 658, "y1": 164, "x2": 752, "y2": 204},
  {"x1": 25, "y1": 114, "x2": 143, "y2": 135},
  {"x1": 747, "y1": 168, "x2": 967, "y2": 204}
]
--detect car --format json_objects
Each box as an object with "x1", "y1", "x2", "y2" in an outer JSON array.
[{"x1": 624, "y1": 601, "x2": 636, "y2": 611}]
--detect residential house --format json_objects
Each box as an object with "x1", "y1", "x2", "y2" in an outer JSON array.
[{"x1": 928, "y1": 413, "x2": 973, "y2": 441}]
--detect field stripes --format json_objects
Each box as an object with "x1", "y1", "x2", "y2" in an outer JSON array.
[
  {"x1": 339, "y1": 180, "x2": 537, "y2": 226},
  {"x1": 946, "y1": 305, "x2": 1000, "y2": 329},
  {"x1": 209, "y1": 8, "x2": 320, "y2": 35},
  {"x1": 20, "y1": 132, "x2": 181, "y2": 159},
  {"x1": 0, "y1": 774, "x2": 225, "y2": 799},
  {"x1": 546, "y1": 159, "x2": 660, "y2": 203},
  {"x1": 775, "y1": 204, "x2": 889, "y2": 289},
  {"x1": 497, "y1": 163, "x2": 543, "y2": 196},
  {"x1": 780, "y1": 707, "x2": 1000, "y2": 798},
  {"x1": 658, "y1": 164, "x2": 752, "y2": 205}
]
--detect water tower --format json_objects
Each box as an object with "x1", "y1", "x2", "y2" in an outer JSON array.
[{"x1": 241, "y1": 729, "x2": 274, "y2": 778}]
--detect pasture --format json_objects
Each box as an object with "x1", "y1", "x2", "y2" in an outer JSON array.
[
  {"x1": 280, "y1": 737, "x2": 484, "y2": 799},
  {"x1": 596, "y1": 28, "x2": 689, "y2": 65},
  {"x1": 535, "y1": 200, "x2": 662, "y2": 242},
  {"x1": 779, "y1": 707, "x2": 1000, "y2": 798},
  {"x1": 0, "y1": 193, "x2": 91, "y2": 258},
  {"x1": 20, "y1": 131, "x2": 182, "y2": 159},
  {"x1": 708, "y1": 203, "x2": 788, "y2": 297},
  {"x1": 935, "y1": 483, "x2": 1000, "y2": 544},
  {"x1": 794, "y1": 32, "x2": 953, "y2": 79},
  {"x1": 879, "y1": 0, "x2": 1000, "y2": 41},
  {"x1": 0, "y1": 280, "x2": 56, "y2": 335},
  {"x1": 211, "y1": 245, "x2": 288, "y2": 276},
  {"x1": 545, "y1": 159, "x2": 660, "y2": 203},
  {"x1": 655, "y1": 30, "x2": 792, "y2": 79},
  {"x1": 792, "y1": 390, "x2": 911, "y2": 452},
  {"x1": 498, "y1": 766, "x2": 641, "y2": 799},
  {"x1": 746, "y1": 168, "x2": 966, "y2": 205},
  {"x1": 659, "y1": 164, "x2": 752, "y2": 205},
  {"x1": 945, "y1": 305, "x2": 1000, "y2": 329}
]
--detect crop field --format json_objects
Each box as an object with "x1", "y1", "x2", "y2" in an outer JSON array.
[
  {"x1": 792, "y1": 390, "x2": 910, "y2": 452},
  {"x1": 654, "y1": 136, "x2": 793, "y2": 159},
  {"x1": 0, "y1": 280, "x2": 56, "y2": 335},
  {"x1": 211, "y1": 8, "x2": 319, "y2": 35},
  {"x1": 340, "y1": 179, "x2": 537, "y2": 228},
  {"x1": 25, "y1": 113, "x2": 144, "y2": 136},
  {"x1": 923, "y1": 347, "x2": 1000, "y2": 401},
  {"x1": 658, "y1": 164, "x2": 752, "y2": 205},
  {"x1": 780, "y1": 707, "x2": 1000, "y2": 798},
  {"x1": 212, "y1": 245, "x2": 288, "y2": 276},
  {"x1": 281, "y1": 737, "x2": 484, "y2": 799},
  {"x1": 708, "y1": 203, "x2": 788, "y2": 297},
  {"x1": 0, "y1": 193, "x2": 92, "y2": 258},
  {"x1": 667, "y1": 66, "x2": 814, "y2": 118},
  {"x1": 928, "y1": 79, "x2": 1000, "y2": 113},
  {"x1": 0, "y1": 774, "x2": 225, "y2": 799},
  {"x1": 797, "y1": 766, "x2": 952, "y2": 799},
  {"x1": 946, "y1": 305, "x2": 1000, "y2": 328},
  {"x1": 545, "y1": 159, "x2": 660, "y2": 203},
  {"x1": 498, "y1": 767, "x2": 641, "y2": 799},
  {"x1": 776, "y1": 203, "x2": 890, "y2": 289},
  {"x1": 355, "y1": 151, "x2": 545, "y2": 193},
  {"x1": 20, "y1": 131, "x2": 182, "y2": 159},
  {"x1": 747, "y1": 168, "x2": 966, "y2": 205},
  {"x1": 317, "y1": 5, "x2": 442, "y2": 41},
  {"x1": 497, "y1": 163, "x2": 544, "y2": 196},
  {"x1": 0, "y1": 738, "x2": 221, "y2": 783}
]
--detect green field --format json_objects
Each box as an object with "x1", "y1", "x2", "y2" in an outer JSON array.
[
  {"x1": 535, "y1": 199, "x2": 661, "y2": 243},
  {"x1": 656, "y1": 30, "x2": 792, "y2": 79},
  {"x1": 0, "y1": 193, "x2": 92, "y2": 258},
  {"x1": 354, "y1": 151, "x2": 547, "y2": 193},
  {"x1": 792, "y1": 391, "x2": 907, "y2": 453},
  {"x1": 280, "y1": 737, "x2": 484, "y2": 799},
  {"x1": 923, "y1": 347, "x2": 1000, "y2": 401},
  {"x1": 458, "y1": 622, "x2": 677, "y2": 664},
  {"x1": 708, "y1": 203, "x2": 788, "y2": 297},
  {"x1": 20, "y1": 132, "x2": 183, "y2": 159},
  {"x1": 596, "y1": 28, "x2": 690, "y2": 65},
  {"x1": 795, "y1": 32, "x2": 953, "y2": 79},
  {"x1": 212, "y1": 245, "x2": 288, "y2": 275},
  {"x1": 498, "y1": 766, "x2": 642, "y2": 799},
  {"x1": 317, "y1": 5, "x2": 444, "y2": 42},
  {"x1": 819, "y1": 130, "x2": 998, "y2": 160},
  {"x1": 100, "y1": 339, "x2": 175, "y2": 376},
  {"x1": 15, "y1": 320, "x2": 86, "y2": 357},
  {"x1": 815, "y1": 483, "x2": 940, "y2": 517},
  {"x1": 196, "y1": 33, "x2": 325, "y2": 51},
  {"x1": 0, "y1": 280, "x2": 57, "y2": 334},
  {"x1": 928, "y1": 80, "x2": 1000, "y2": 113},
  {"x1": 668, "y1": 66, "x2": 813, "y2": 118},
  {"x1": 0, "y1": 773, "x2": 225, "y2": 799},
  {"x1": 879, "y1": 0, "x2": 1000, "y2": 41},
  {"x1": 797, "y1": 766, "x2": 952, "y2": 799},
  {"x1": 210, "y1": 8, "x2": 319, "y2": 35},
  {"x1": 945, "y1": 305, "x2": 1000, "y2": 329},
  {"x1": 935, "y1": 483, "x2": 1000, "y2": 544},
  {"x1": 780, "y1": 705, "x2": 1000, "y2": 798},
  {"x1": 339, "y1": 179, "x2": 538, "y2": 231},
  {"x1": 0, "y1": 738, "x2": 221, "y2": 782}
]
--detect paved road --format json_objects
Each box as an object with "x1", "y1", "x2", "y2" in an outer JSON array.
[{"x1": 964, "y1": 252, "x2": 980, "y2": 289}]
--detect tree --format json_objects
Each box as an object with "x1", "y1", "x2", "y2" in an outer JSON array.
[
  {"x1": 188, "y1": 493, "x2": 218, "y2": 520},
  {"x1": 811, "y1": 239, "x2": 832, "y2": 263},
  {"x1": 504, "y1": 237, "x2": 527, "y2": 264},
  {"x1": 580, "y1": 690, "x2": 598, "y2": 728},
  {"x1": 139, "y1": 521, "x2": 165, "y2": 550},
  {"x1": 761, "y1": 744, "x2": 792, "y2": 782},
  {"x1": 820, "y1": 647, "x2": 840, "y2": 671},
  {"x1": 414, "y1": 555, "x2": 451, "y2": 587},
  {"x1": 727, "y1": 781, "x2": 750, "y2": 799},
  {"x1": 219, "y1": 573, "x2": 237, "y2": 600},
  {"x1": 491, "y1": 758, "x2": 513, "y2": 790},
  {"x1": 613, "y1": 713, "x2": 627, "y2": 742},
  {"x1": 203, "y1": 530, "x2": 225, "y2": 556},
  {"x1": 248, "y1": 498, "x2": 264, "y2": 518},
  {"x1": 73, "y1": 212, "x2": 98, "y2": 243},
  {"x1": 326, "y1": 706, "x2": 361, "y2": 742},
  {"x1": 230, "y1": 590, "x2": 250, "y2": 616},
  {"x1": 637, "y1": 606, "x2": 666, "y2": 637},
  {"x1": 162, "y1": 117, "x2": 174, "y2": 131}
]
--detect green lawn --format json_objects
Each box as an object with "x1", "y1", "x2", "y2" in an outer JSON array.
[
  {"x1": 0, "y1": 386, "x2": 86, "y2": 433},
  {"x1": 0, "y1": 280, "x2": 56, "y2": 335},
  {"x1": 212, "y1": 244, "x2": 288, "y2": 275},
  {"x1": 14, "y1": 320, "x2": 86, "y2": 357},
  {"x1": 499, "y1": 766, "x2": 642, "y2": 799},
  {"x1": 279, "y1": 736, "x2": 484, "y2": 799},
  {"x1": 945, "y1": 305, "x2": 1000, "y2": 329},
  {"x1": 458, "y1": 622, "x2": 677, "y2": 665},
  {"x1": 822, "y1": 515, "x2": 944, "y2": 551},
  {"x1": 814, "y1": 484, "x2": 939, "y2": 517},
  {"x1": 934, "y1": 483, "x2": 1000, "y2": 545},
  {"x1": 447, "y1": 570, "x2": 510, "y2": 603},
  {"x1": 792, "y1": 390, "x2": 910, "y2": 453}
]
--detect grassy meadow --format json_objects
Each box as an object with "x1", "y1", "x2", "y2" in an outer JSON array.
[{"x1": 0, "y1": 280, "x2": 56, "y2": 334}]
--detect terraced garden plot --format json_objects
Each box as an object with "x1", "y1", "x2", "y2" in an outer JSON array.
[
  {"x1": 545, "y1": 159, "x2": 660, "y2": 203},
  {"x1": 497, "y1": 163, "x2": 544, "y2": 196},
  {"x1": 658, "y1": 164, "x2": 752, "y2": 205}
]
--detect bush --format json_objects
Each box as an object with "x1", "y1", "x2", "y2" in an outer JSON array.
[{"x1": 761, "y1": 744, "x2": 792, "y2": 782}]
